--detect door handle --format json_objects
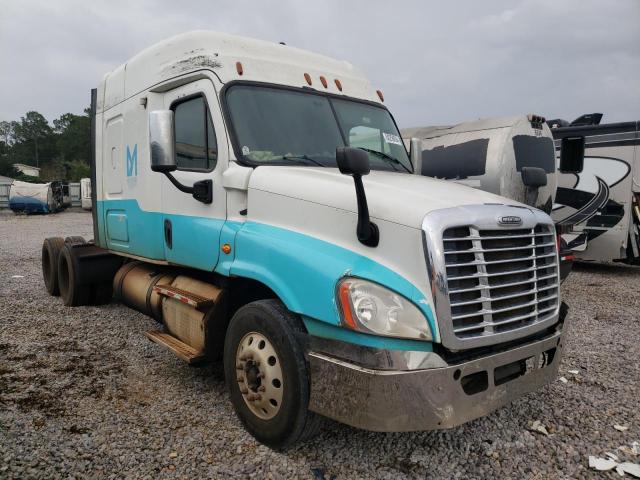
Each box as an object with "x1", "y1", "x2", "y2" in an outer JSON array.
[{"x1": 164, "y1": 219, "x2": 172, "y2": 249}]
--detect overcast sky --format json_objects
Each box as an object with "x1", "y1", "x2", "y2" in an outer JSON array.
[{"x1": 1, "y1": 0, "x2": 639, "y2": 128}]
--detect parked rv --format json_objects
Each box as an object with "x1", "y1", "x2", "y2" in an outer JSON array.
[
  {"x1": 548, "y1": 114, "x2": 640, "y2": 264},
  {"x1": 9, "y1": 180, "x2": 67, "y2": 214},
  {"x1": 402, "y1": 115, "x2": 557, "y2": 213},
  {"x1": 402, "y1": 115, "x2": 579, "y2": 280},
  {"x1": 80, "y1": 178, "x2": 92, "y2": 210},
  {"x1": 41, "y1": 31, "x2": 566, "y2": 448}
]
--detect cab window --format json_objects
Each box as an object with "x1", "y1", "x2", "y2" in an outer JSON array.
[{"x1": 173, "y1": 95, "x2": 217, "y2": 171}]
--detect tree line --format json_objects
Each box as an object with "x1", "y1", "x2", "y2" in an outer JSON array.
[{"x1": 0, "y1": 109, "x2": 91, "y2": 182}]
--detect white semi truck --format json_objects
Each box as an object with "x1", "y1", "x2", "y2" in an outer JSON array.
[{"x1": 41, "y1": 31, "x2": 566, "y2": 448}]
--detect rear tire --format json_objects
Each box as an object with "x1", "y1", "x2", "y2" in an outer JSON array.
[
  {"x1": 223, "y1": 299, "x2": 322, "y2": 449},
  {"x1": 42, "y1": 237, "x2": 65, "y2": 296},
  {"x1": 57, "y1": 244, "x2": 90, "y2": 306}
]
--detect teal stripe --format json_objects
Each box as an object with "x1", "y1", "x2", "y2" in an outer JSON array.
[
  {"x1": 231, "y1": 221, "x2": 437, "y2": 341},
  {"x1": 95, "y1": 199, "x2": 438, "y2": 346}
]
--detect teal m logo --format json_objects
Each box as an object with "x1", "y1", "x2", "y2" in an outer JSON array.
[{"x1": 126, "y1": 144, "x2": 138, "y2": 177}]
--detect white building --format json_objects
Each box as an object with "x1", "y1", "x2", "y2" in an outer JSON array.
[{"x1": 12, "y1": 163, "x2": 41, "y2": 177}]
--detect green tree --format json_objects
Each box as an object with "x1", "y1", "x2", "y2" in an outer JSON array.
[
  {"x1": 13, "y1": 111, "x2": 53, "y2": 168},
  {"x1": 53, "y1": 110, "x2": 91, "y2": 164},
  {"x1": 0, "y1": 120, "x2": 14, "y2": 146}
]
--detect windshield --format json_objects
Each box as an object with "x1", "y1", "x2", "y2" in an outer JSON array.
[{"x1": 225, "y1": 85, "x2": 412, "y2": 172}]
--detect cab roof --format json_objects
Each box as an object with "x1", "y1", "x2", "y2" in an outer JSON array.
[{"x1": 98, "y1": 30, "x2": 381, "y2": 112}]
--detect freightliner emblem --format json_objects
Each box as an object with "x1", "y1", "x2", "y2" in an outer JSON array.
[{"x1": 498, "y1": 215, "x2": 522, "y2": 226}]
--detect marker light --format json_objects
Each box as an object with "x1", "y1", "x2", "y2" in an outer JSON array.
[
  {"x1": 337, "y1": 278, "x2": 432, "y2": 341},
  {"x1": 319, "y1": 76, "x2": 328, "y2": 88},
  {"x1": 376, "y1": 89, "x2": 384, "y2": 102},
  {"x1": 334, "y1": 79, "x2": 343, "y2": 91},
  {"x1": 236, "y1": 62, "x2": 243, "y2": 75},
  {"x1": 304, "y1": 73, "x2": 312, "y2": 85}
]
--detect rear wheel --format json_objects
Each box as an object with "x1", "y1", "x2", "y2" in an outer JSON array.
[
  {"x1": 223, "y1": 300, "x2": 322, "y2": 449},
  {"x1": 42, "y1": 237, "x2": 65, "y2": 296},
  {"x1": 57, "y1": 244, "x2": 90, "y2": 306}
]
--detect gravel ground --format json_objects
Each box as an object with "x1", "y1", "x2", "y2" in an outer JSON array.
[{"x1": 1, "y1": 210, "x2": 639, "y2": 479}]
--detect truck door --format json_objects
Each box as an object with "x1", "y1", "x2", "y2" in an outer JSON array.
[{"x1": 160, "y1": 78, "x2": 228, "y2": 271}]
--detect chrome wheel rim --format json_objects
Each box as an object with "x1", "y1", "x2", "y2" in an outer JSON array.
[{"x1": 235, "y1": 331, "x2": 284, "y2": 420}]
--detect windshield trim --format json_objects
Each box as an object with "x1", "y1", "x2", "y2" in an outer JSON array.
[{"x1": 219, "y1": 80, "x2": 412, "y2": 171}]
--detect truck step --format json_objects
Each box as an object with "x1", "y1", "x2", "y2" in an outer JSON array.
[
  {"x1": 145, "y1": 330, "x2": 205, "y2": 364},
  {"x1": 153, "y1": 284, "x2": 216, "y2": 309}
]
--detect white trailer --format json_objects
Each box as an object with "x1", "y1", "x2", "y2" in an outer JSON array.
[
  {"x1": 80, "y1": 178, "x2": 92, "y2": 210},
  {"x1": 402, "y1": 115, "x2": 558, "y2": 214},
  {"x1": 9, "y1": 180, "x2": 65, "y2": 214},
  {"x1": 549, "y1": 115, "x2": 640, "y2": 264}
]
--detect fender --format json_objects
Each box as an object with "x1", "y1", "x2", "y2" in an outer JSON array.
[{"x1": 227, "y1": 221, "x2": 438, "y2": 342}]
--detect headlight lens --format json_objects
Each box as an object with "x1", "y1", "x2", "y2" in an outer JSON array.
[{"x1": 337, "y1": 278, "x2": 432, "y2": 341}]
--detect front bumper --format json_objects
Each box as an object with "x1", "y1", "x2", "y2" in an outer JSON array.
[{"x1": 308, "y1": 328, "x2": 564, "y2": 432}]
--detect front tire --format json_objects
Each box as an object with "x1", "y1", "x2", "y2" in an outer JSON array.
[{"x1": 223, "y1": 300, "x2": 322, "y2": 449}]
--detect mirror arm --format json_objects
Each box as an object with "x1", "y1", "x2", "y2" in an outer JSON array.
[
  {"x1": 164, "y1": 172, "x2": 193, "y2": 194},
  {"x1": 352, "y1": 174, "x2": 379, "y2": 247},
  {"x1": 163, "y1": 172, "x2": 212, "y2": 204}
]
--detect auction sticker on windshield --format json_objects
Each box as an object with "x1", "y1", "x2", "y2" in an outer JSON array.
[{"x1": 383, "y1": 132, "x2": 402, "y2": 145}]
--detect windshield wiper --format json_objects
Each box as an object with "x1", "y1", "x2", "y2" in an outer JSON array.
[
  {"x1": 281, "y1": 154, "x2": 325, "y2": 167},
  {"x1": 355, "y1": 147, "x2": 411, "y2": 173}
]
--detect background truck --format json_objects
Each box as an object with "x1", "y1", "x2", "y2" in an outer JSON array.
[
  {"x1": 402, "y1": 115, "x2": 582, "y2": 280},
  {"x1": 547, "y1": 114, "x2": 640, "y2": 264},
  {"x1": 41, "y1": 31, "x2": 567, "y2": 449}
]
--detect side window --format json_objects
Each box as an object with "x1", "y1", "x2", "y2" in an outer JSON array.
[
  {"x1": 173, "y1": 95, "x2": 217, "y2": 171},
  {"x1": 559, "y1": 136, "x2": 585, "y2": 173}
]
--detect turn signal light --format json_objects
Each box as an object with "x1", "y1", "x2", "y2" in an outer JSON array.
[
  {"x1": 236, "y1": 62, "x2": 243, "y2": 75},
  {"x1": 376, "y1": 90, "x2": 384, "y2": 102},
  {"x1": 334, "y1": 78, "x2": 342, "y2": 91},
  {"x1": 319, "y1": 76, "x2": 328, "y2": 88},
  {"x1": 338, "y1": 281, "x2": 357, "y2": 330},
  {"x1": 304, "y1": 73, "x2": 312, "y2": 85}
]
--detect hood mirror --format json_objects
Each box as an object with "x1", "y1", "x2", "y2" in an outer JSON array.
[
  {"x1": 521, "y1": 166, "x2": 547, "y2": 207},
  {"x1": 336, "y1": 147, "x2": 379, "y2": 247}
]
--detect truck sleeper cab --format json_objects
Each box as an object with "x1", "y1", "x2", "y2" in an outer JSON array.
[{"x1": 42, "y1": 31, "x2": 566, "y2": 449}]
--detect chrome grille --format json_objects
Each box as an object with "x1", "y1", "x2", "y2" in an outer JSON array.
[{"x1": 442, "y1": 224, "x2": 559, "y2": 340}]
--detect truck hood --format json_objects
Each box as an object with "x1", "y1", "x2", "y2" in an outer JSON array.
[{"x1": 249, "y1": 166, "x2": 524, "y2": 228}]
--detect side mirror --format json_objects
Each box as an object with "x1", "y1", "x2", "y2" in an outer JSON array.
[
  {"x1": 521, "y1": 167, "x2": 548, "y2": 188},
  {"x1": 336, "y1": 146, "x2": 370, "y2": 175},
  {"x1": 559, "y1": 136, "x2": 585, "y2": 173},
  {"x1": 149, "y1": 110, "x2": 177, "y2": 172},
  {"x1": 521, "y1": 166, "x2": 547, "y2": 207},
  {"x1": 336, "y1": 147, "x2": 379, "y2": 247},
  {"x1": 148, "y1": 110, "x2": 212, "y2": 204},
  {"x1": 409, "y1": 137, "x2": 422, "y2": 176}
]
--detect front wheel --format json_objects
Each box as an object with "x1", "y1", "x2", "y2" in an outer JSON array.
[{"x1": 223, "y1": 300, "x2": 322, "y2": 449}]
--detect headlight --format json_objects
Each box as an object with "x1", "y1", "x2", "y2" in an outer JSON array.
[{"x1": 337, "y1": 278, "x2": 432, "y2": 341}]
